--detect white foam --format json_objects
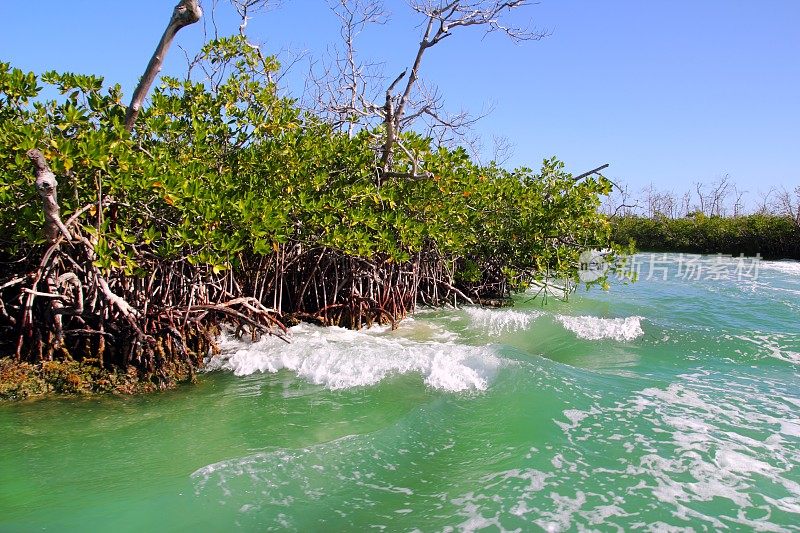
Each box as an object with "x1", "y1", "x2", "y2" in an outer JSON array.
[
  {"x1": 464, "y1": 307, "x2": 541, "y2": 335},
  {"x1": 760, "y1": 260, "x2": 800, "y2": 277},
  {"x1": 533, "y1": 364, "x2": 800, "y2": 531},
  {"x1": 733, "y1": 333, "x2": 800, "y2": 365},
  {"x1": 392, "y1": 317, "x2": 460, "y2": 342},
  {"x1": 714, "y1": 449, "x2": 775, "y2": 476},
  {"x1": 205, "y1": 324, "x2": 501, "y2": 392},
  {"x1": 555, "y1": 408, "x2": 594, "y2": 432},
  {"x1": 556, "y1": 315, "x2": 644, "y2": 341},
  {"x1": 780, "y1": 421, "x2": 800, "y2": 438}
]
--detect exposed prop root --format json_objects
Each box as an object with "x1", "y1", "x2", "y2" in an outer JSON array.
[
  {"x1": 0, "y1": 152, "x2": 288, "y2": 386},
  {"x1": 1, "y1": 155, "x2": 524, "y2": 392}
]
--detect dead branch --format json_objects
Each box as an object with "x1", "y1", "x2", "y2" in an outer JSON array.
[
  {"x1": 308, "y1": 1, "x2": 544, "y2": 171},
  {"x1": 305, "y1": 0, "x2": 388, "y2": 132},
  {"x1": 26, "y1": 149, "x2": 71, "y2": 243},
  {"x1": 573, "y1": 163, "x2": 609, "y2": 181},
  {"x1": 382, "y1": 0, "x2": 546, "y2": 172},
  {"x1": 0, "y1": 277, "x2": 27, "y2": 292},
  {"x1": 52, "y1": 273, "x2": 84, "y2": 316},
  {"x1": 233, "y1": 0, "x2": 284, "y2": 85},
  {"x1": 379, "y1": 69, "x2": 408, "y2": 174},
  {"x1": 125, "y1": 0, "x2": 203, "y2": 131},
  {"x1": 92, "y1": 264, "x2": 140, "y2": 320}
]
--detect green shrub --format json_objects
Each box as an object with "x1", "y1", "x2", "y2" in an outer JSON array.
[{"x1": 611, "y1": 214, "x2": 800, "y2": 259}]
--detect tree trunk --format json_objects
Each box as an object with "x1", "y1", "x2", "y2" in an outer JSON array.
[
  {"x1": 26, "y1": 149, "x2": 71, "y2": 243},
  {"x1": 124, "y1": 0, "x2": 202, "y2": 131}
]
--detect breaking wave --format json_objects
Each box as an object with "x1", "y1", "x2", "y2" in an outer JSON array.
[
  {"x1": 205, "y1": 324, "x2": 502, "y2": 392},
  {"x1": 556, "y1": 315, "x2": 644, "y2": 341},
  {"x1": 760, "y1": 260, "x2": 800, "y2": 277},
  {"x1": 464, "y1": 307, "x2": 541, "y2": 335}
]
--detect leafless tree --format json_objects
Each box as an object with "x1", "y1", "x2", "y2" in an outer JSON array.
[
  {"x1": 708, "y1": 174, "x2": 732, "y2": 217},
  {"x1": 641, "y1": 183, "x2": 656, "y2": 218},
  {"x1": 756, "y1": 187, "x2": 775, "y2": 214},
  {"x1": 731, "y1": 184, "x2": 746, "y2": 217},
  {"x1": 379, "y1": 0, "x2": 548, "y2": 178},
  {"x1": 307, "y1": 0, "x2": 547, "y2": 183},
  {"x1": 660, "y1": 190, "x2": 677, "y2": 219},
  {"x1": 304, "y1": 0, "x2": 388, "y2": 135},
  {"x1": 679, "y1": 190, "x2": 691, "y2": 218},
  {"x1": 640, "y1": 184, "x2": 678, "y2": 219},
  {"x1": 694, "y1": 181, "x2": 707, "y2": 216},
  {"x1": 607, "y1": 176, "x2": 797, "y2": 220},
  {"x1": 602, "y1": 183, "x2": 638, "y2": 218},
  {"x1": 776, "y1": 185, "x2": 800, "y2": 226},
  {"x1": 490, "y1": 135, "x2": 515, "y2": 166}
]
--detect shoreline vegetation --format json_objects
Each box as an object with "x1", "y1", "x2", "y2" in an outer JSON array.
[
  {"x1": 605, "y1": 175, "x2": 800, "y2": 259},
  {"x1": 0, "y1": 0, "x2": 800, "y2": 399},
  {"x1": 611, "y1": 214, "x2": 800, "y2": 260},
  {"x1": 0, "y1": 2, "x2": 618, "y2": 400},
  {"x1": 4, "y1": 2, "x2": 796, "y2": 401}
]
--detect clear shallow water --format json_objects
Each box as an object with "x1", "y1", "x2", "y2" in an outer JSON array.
[{"x1": 1, "y1": 253, "x2": 799, "y2": 531}]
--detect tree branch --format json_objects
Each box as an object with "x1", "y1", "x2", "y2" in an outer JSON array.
[
  {"x1": 26, "y1": 149, "x2": 72, "y2": 243},
  {"x1": 572, "y1": 163, "x2": 609, "y2": 181},
  {"x1": 124, "y1": 0, "x2": 203, "y2": 131}
]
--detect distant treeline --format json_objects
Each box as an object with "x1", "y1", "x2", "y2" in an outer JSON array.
[
  {"x1": 603, "y1": 174, "x2": 800, "y2": 221},
  {"x1": 611, "y1": 214, "x2": 800, "y2": 260}
]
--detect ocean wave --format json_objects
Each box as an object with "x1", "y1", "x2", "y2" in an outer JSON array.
[
  {"x1": 556, "y1": 315, "x2": 644, "y2": 341},
  {"x1": 760, "y1": 260, "x2": 800, "y2": 277},
  {"x1": 527, "y1": 371, "x2": 800, "y2": 531},
  {"x1": 190, "y1": 433, "x2": 394, "y2": 521},
  {"x1": 464, "y1": 307, "x2": 541, "y2": 335},
  {"x1": 733, "y1": 333, "x2": 800, "y2": 365},
  {"x1": 205, "y1": 324, "x2": 501, "y2": 392}
]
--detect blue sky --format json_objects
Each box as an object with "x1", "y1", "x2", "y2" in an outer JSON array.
[{"x1": 1, "y1": 1, "x2": 798, "y2": 203}]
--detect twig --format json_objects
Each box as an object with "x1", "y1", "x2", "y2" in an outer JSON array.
[
  {"x1": 573, "y1": 163, "x2": 609, "y2": 181},
  {"x1": 0, "y1": 277, "x2": 26, "y2": 291}
]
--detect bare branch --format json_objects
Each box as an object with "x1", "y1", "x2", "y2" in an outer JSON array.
[
  {"x1": 231, "y1": 0, "x2": 286, "y2": 86},
  {"x1": 125, "y1": 0, "x2": 203, "y2": 131},
  {"x1": 306, "y1": 0, "x2": 389, "y2": 133},
  {"x1": 573, "y1": 163, "x2": 609, "y2": 182},
  {"x1": 491, "y1": 135, "x2": 514, "y2": 166},
  {"x1": 382, "y1": 0, "x2": 545, "y2": 172},
  {"x1": 309, "y1": 0, "x2": 545, "y2": 176},
  {"x1": 409, "y1": 0, "x2": 549, "y2": 43},
  {"x1": 27, "y1": 149, "x2": 72, "y2": 243},
  {"x1": 775, "y1": 185, "x2": 800, "y2": 226}
]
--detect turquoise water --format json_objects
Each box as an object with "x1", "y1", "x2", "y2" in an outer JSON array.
[{"x1": 1, "y1": 253, "x2": 799, "y2": 531}]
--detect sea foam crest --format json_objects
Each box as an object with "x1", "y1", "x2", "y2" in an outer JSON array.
[
  {"x1": 206, "y1": 324, "x2": 501, "y2": 392},
  {"x1": 760, "y1": 260, "x2": 800, "y2": 277},
  {"x1": 464, "y1": 307, "x2": 541, "y2": 335},
  {"x1": 556, "y1": 315, "x2": 644, "y2": 341}
]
